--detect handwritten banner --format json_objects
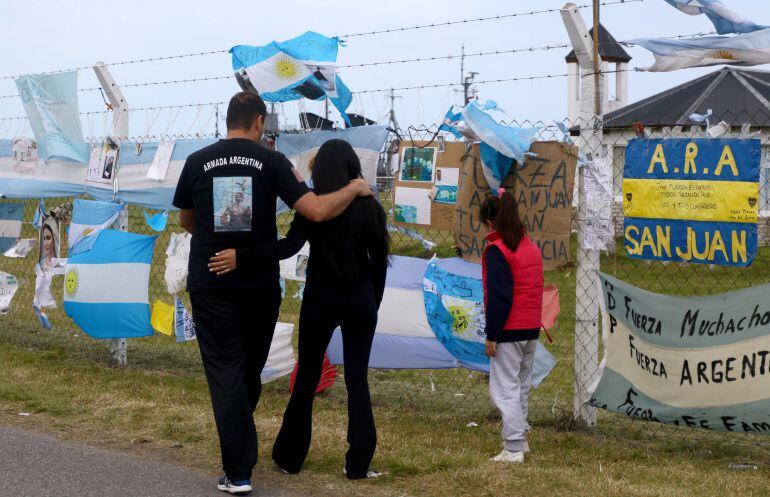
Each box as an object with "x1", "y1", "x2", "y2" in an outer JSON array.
[
  {"x1": 623, "y1": 138, "x2": 760, "y2": 266},
  {"x1": 590, "y1": 272, "x2": 770, "y2": 433},
  {"x1": 515, "y1": 142, "x2": 577, "y2": 269},
  {"x1": 455, "y1": 142, "x2": 576, "y2": 267},
  {"x1": 455, "y1": 144, "x2": 492, "y2": 262}
]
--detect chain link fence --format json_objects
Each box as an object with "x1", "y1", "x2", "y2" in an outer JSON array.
[{"x1": 2, "y1": 116, "x2": 770, "y2": 457}]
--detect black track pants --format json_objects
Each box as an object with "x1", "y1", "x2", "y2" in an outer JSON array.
[
  {"x1": 272, "y1": 282, "x2": 378, "y2": 479},
  {"x1": 190, "y1": 286, "x2": 281, "y2": 481}
]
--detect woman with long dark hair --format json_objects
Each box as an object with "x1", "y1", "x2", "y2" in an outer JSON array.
[{"x1": 215, "y1": 139, "x2": 389, "y2": 479}]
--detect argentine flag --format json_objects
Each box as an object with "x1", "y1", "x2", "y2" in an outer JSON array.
[
  {"x1": 664, "y1": 0, "x2": 766, "y2": 35},
  {"x1": 627, "y1": 28, "x2": 770, "y2": 71},
  {"x1": 69, "y1": 198, "x2": 125, "y2": 253},
  {"x1": 63, "y1": 229, "x2": 156, "y2": 339},
  {"x1": 276, "y1": 125, "x2": 389, "y2": 187},
  {"x1": 438, "y1": 106, "x2": 464, "y2": 139},
  {"x1": 231, "y1": 32, "x2": 352, "y2": 125},
  {"x1": 434, "y1": 101, "x2": 537, "y2": 193}
]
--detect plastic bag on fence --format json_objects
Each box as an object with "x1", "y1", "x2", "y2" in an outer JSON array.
[{"x1": 165, "y1": 232, "x2": 191, "y2": 294}]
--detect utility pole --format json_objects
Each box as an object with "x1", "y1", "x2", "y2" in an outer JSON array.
[
  {"x1": 457, "y1": 44, "x2": 478, "y2": 105},
  {"x1": 460, "y1": 44, "x2": 465, "y2": 104},
  {"x1": 387, "y1": 88, "x2": 401, "y2": 130},
  {"x1": 214, "y1": 104, "x2": 220, "y2": 138},
  {"x1": 561, "y1": 2, "x2": 605, "y2": 427},
  {"x1": 463, "y1": 72, "x2": 478, "y2": 105}
]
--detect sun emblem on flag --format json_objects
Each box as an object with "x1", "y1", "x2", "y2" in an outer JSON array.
[
  {"x1": 65, "y1": 267, "x2": 79, "y2": 297},
  {"x1": 442, "y1": 296, "x2": 486, "y2": 342},
  {"x1": 273, "y1": 55, "x2": 301, "y2": 80},
  {"x1": 712, "y1": 50, "x2": 738, "y2": 61}
]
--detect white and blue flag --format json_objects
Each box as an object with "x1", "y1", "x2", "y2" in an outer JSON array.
[
  {"x1": 437, "y1": 101, "x2": 537, "y2": 193},
  {"x1": 14, "y1": 71, "x2": 89, "y2": 164},
  {"x1": 627, "y1": 28, "x2": 770, "y2": 71},
  {"x1": 276, "y1": 125, "x2": 388, "y2": 186},
  {"x1": 326, "y1": 255, "x2": 557, "y2": 385},
  {"x1": 664, "y1": 0, "x2": 766, "y2": 35},
  {"x1": 275, "y1": 125, "x2": 388, "y2": 212},
  {"x1": 68, "y1": 198, "x2": 125, "y2": 253},
  {"x1": 0, "y1": 137, "x2": 217, "y2": 209},
  {"x1": 0, "y1": 202, "x2": 24, "y2": 254},
  {"x1": 63, "y1": 229, "x2": 156, "y2": 339},
  {"x1": 231, "y1": 32, "x2": 353, "y2": 125},
  {"x1": 438, "y1": 106, "x2": 464, "y2": 139}
]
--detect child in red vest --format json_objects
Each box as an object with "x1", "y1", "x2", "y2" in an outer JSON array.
[{"x1": 480, "y1": 189, "x2": 544, "y2": 463}]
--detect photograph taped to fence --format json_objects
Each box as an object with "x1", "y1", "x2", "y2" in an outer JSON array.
[
  {"x1": 400, "y1": 146, "x2": 436, "y2": 183},
  {"x1": 623, "y1": 138, "x2": 761, "y2": 267},
  {"x1": 214, "y1": 176, "x2": 253, "y2": 232}
]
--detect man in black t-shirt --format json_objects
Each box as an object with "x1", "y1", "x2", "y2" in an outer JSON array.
[{"x1": 173, "y1": 92, "x2": 371, "y2": 494}]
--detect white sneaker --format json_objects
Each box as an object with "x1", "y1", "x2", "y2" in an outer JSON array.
[
  {"x1": 490, "y1": 449, "x2": 525, "y2": 463},
  {"x1": 217, "y1": 476, "x2": 252, "y2": 494},
  {"x1": 343, "y1": 467, "x2": 383, "y2": 478}
]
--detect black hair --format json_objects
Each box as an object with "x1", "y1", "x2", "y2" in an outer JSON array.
[
  {"x1": 480, "y1": 191, "x2": 526, "y2": 252},
  {"x1": 225, "y1": 91, "x2": 267, "y2": 131},
  {"x1": 310, "y1": 139, "x2": 390, "y2": 283}
]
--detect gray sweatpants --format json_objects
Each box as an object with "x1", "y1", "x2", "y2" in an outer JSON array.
[{"x1": 489, "y1": 339, "x2": 537, "y2": 452}]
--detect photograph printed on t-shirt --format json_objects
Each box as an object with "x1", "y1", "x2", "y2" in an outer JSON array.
[{"x1": 213, "y1": 176, "x2": 253, "y2": 232}]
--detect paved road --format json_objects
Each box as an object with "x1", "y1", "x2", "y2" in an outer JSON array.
[{"x1": 0, "y1": 427, "x2": 304, "y2": 497}]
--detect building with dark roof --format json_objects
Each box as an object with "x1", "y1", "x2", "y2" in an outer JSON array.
[
  {"x1": 566, "y1": 23, "x2": 632, "y2": 122},
  {"x1": 603, "y1": 66, "x2": 770, "y2": 129},
  {"x1": 564, "y1": 23, "x2": 631, "y2": 64}
]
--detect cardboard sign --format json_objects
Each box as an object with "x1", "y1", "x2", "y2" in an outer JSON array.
[
  {"x1": 455, "y1": 144, "x2": 493, "y2": 263},
  {"x1": 394, "y1": 141, "x2": 465, "y2": 231},
  {"x1": 455, "y1": 142, "x2": 576, "y2": 268},
  {"x1": 515, "y1": 141, "x2": 577, "y2": 270}
]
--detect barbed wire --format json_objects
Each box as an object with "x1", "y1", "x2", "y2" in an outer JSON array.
[
  {"x1": 0, "y1": 70, "x2": 593, "y2": 120},
  {"x1": 339, "y1": 0, "x2": 644, "y2": 37},
  {"x1": 0, "y1": 0, "x2": 645, "y2": 81},
  {"x1": 0, "y1": 101, "x2": 228, "y2": 122},
  {"x1": 352, "y1": 68, "x2": 637, "y2": 94},
  {"x1": 0, "y1": 27, "x2": 716, "y2": 101},
  {"x1": 339, "y1": 43, "x2": 571, "y2": 68},
  {"x1": 0, "y1": 50, "x2": 229, "y2": 82},
  {"x1": 0, "y1": 67, "x2": 657, "y2": 121}
]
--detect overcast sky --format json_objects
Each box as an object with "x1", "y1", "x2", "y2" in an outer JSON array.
[{"x1": 1, "y1": 0, "x2": 768, "y2": 138}]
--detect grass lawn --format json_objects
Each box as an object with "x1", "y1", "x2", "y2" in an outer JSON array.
[
  {"x1": 2, "y1": 199, "x2": 770, "y2": 496},
  {"x1": 1, "y1": 337, "x2": 770, "y2": 497}
]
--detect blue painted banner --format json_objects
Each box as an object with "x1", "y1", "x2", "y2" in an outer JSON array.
[
  {"x1": 591, "y1": 272, "x2": 770, "y2": 433},
  {"x1": 623, "y1": 138, "x2": 761, "y2": 267},
  {"x1": 421, "y1": 258, "x2": 557, "y2": 383}
]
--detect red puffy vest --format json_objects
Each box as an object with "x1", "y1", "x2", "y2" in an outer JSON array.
[{"x1": 481, "y1": 231, "x2": 544, "y2": 331}]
